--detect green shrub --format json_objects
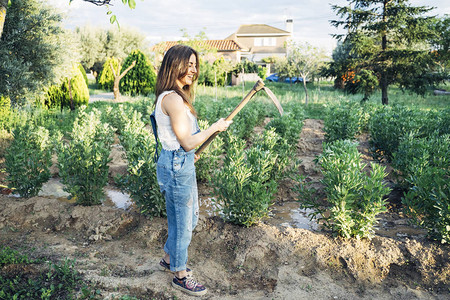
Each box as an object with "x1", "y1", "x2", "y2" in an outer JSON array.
[
  {"x1": 0, "y1": 95, "x2": 11, "y2": 131},
  {"x1": 424, "y1": 108, "x2": 450, "y2": 136},
  {"x1": 43, "y1": 84, "x2": 65, "y2": 108},
  {"x1": 116, "y1": 110, "x2": 166, "y2": 217},
  {"x1": 195, "y1": 119, "x2": 224, "y2": 183},
  {"x1": 265, "y1": 104, "x2": 304, "y2": 147},
  {"x1": 198, "y1": 60, "x2": 218, "y2": 86},
  {"x1": 43, "y1": 64, "x2": 89, "y2": 109},
  {"x1": 392, "y1": 133, "x2": 450, "y2": 243},
  {"x1": 102, "y1": 104, "x2": 134, "y2": 134},
  {"x1": 300, "y1": 140, "x2": 390, "y2": 239},
  {"x1": 232, "y1": 60, "x2": 259, "y2": 75},
  {"x1": 228, "y1": 101, "x2": 266, "y2": 140},
  {"x1": 5, "y1": 123, "x2": 52, "y2": 198},
  {"x1": 30, "y1": 106, "x2": 77, "y2": 136},
  {"x1": 78, "y1": 62, "x2": 89, "y2": 86},
  {"x1": 211, "y1": 132, "x2": 278, "y2": 227},
  {"x1": 402, "y1": 166, "x2": 449, "y2": 244},
  {"x1": 198, "y1": 57, "x2": 230, "y2": 87},
  {"x1": 120, "y1": 50, "x2": 156, "y2": 96},
  {"x1": 0, "y1": 247, "x2": 33, "y2": 267},
  {"x1": 323, "y1": 102, "x2": 365, "y2": 143},
  {"x1": 57, "y1": 107, "x2": 114, "y2": 206},
  {"x1": 98, "y1": 57, "x2": 120, "y2": 91},
  {"x1": 258, "y1": 66, "x2": 268, "y2": 80},
  {"x1": 252, "y1": 128, "x2": 296, "y2": 182},
  {"x1": 392, "y1": 133, "x2": 449, "y2": 185},
  {"x1": 368, "y1": 105, "x2": 428, "y2": 162}
]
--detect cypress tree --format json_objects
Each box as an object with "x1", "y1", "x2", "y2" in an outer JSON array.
[{"x1": 119, "y1": 50, "x2": 156, "y2": 96}]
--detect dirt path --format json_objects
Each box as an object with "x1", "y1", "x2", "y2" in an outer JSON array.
[{"x1": 0, "y1": 119, "x2": 449, "y2": 299}]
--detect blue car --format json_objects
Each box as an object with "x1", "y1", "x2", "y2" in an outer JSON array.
[{"x1": 266, "y1": 73, "x2": 304, "y2": 83}]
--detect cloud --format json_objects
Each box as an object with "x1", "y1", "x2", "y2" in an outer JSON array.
[{"x1": 47, "y1": 0, "x2": 449, "y2": 54}]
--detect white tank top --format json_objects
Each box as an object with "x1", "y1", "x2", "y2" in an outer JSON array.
[{"x1": 155, "y1": 90, "x2": 198, "y2": 151}]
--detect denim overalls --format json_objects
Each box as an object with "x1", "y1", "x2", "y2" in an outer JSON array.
[{"x1": 151, "y1": 111, "x2": 200, "y2": 272}]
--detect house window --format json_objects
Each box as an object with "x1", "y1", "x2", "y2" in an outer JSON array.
[{"x1": 254, "y1": 37, "x2": 276, "y2": 46}]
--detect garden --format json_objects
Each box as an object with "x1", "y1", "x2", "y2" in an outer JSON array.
[
  {"x1": 0, "y1": 0, "x2": 449, "y2": 299},
  {"x1": 0, "y1": 80, "x2": 449, "y2": 299}
]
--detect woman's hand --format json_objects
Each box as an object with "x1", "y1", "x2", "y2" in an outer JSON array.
[
  {"x1": 194, "y1": 154, "x2": 200, "y2": 163},
  {"x1": 213, "y1": 118, "x2": 233, "y2": 132}
]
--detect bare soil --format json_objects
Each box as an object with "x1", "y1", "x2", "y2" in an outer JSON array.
[{"x1": 0, "y1": 119, "x2": 449, "y2": 300}]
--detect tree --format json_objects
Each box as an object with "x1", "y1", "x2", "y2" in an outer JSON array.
[
  {"x1": 429, "y1": 15, "x2": 450, "y2": 74},
  {"x1": 75, "y1": 25, "x2": 146, "y2": 79},
  {"x1": 280, "y1": 41, "x2": 328, "y2": 105},
  {"x1": 42, "y1": 63, "x2": 89, "y2": 110},
  {"x1": 119, "y1": 50, "x2": 156, "y2": 96},
  {"x1": 110, "y1": 59, "x2": 136, "y2": 100},
  {"x1": 98, "y1": 57, "x2": 119, "y2": 90},
  {"x1": 104, "y1": 27, "x2": 147, "y2": 60},
  {"x1": 75, "y1": 25, "x2": 107, "y2": 75},
  {"x1": 0, "y1": 0, "x2": 77, "y2": 106},
  {"x1": 321, "y1": 41, "x2": 356, "y2": 89},
  {"x1": 331, "y1": 0, "x2": 443, "y2": 105}
]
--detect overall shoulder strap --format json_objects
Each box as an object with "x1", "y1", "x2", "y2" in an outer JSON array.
[{"x1": 150, "y1": 110, "x2": 160, "y2": 163}]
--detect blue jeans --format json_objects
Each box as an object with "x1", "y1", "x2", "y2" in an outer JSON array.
[{"x1": 156, "y1": 147, "x2": 199, "y2": 272}]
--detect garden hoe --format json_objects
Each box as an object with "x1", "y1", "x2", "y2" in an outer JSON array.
[{"x1": 196, "y1": 79, "x2": 283, "y2": 155}]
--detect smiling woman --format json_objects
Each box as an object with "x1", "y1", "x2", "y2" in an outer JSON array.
[{"x1": 152, "y1": 44, "x2": 232, "y2": 296}]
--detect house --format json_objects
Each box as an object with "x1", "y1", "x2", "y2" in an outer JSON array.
[
  {"x1": 151, "y1": 19, "x2": 293, "y2": 65},
  {"x1": 151, "y1": 39, "x2": 247, "y2": 64},
  {"x1": 150, "y1": 20, "x2": 293, "y2": 84},
  {"x1": 225, "y1": 19, "x2": 293, "y2": 64}
]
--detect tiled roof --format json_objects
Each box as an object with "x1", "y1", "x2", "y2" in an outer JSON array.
[
  {"x1": 235, "y1": 24, "x2": 290, "y2": 35},
  {"x1": 152, "y1": 39, "x2": 247, "y2": 52}
]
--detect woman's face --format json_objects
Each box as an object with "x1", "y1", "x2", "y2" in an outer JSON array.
[{"x1": 176, "y1": 53, "x2": 197, "y2": 88}]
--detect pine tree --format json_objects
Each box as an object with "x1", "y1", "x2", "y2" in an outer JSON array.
[{"x1": 331, "y1": 0, "x2": 444, "y2": 104}]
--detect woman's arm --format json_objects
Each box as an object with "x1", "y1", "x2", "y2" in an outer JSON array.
[{"x1": 162, "y1": 93, "x2": 231, "y2": 152}]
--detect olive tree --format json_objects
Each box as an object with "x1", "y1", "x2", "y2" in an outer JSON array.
[
  {"x1": 279, "y1": 41, "x2": 328, "y2": 105},
  {"x1": 0, "y1": 0, "x2": 78, "y2": 106}
]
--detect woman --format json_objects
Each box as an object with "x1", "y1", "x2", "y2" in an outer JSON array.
[{"x1": 154, "y1": 44, "x2": 231, "y2": 296}]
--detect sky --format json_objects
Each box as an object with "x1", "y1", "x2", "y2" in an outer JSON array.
[{"x1": 48, "y1": 0, "x2": 450, "y2": 54}]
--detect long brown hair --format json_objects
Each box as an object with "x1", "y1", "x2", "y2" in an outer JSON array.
[{"x1": 155, "y1": 45, "x2": 199, "y2": 116}]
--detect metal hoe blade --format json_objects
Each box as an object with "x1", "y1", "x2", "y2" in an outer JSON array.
[{"x1": 262, "y1": 86, "x2": 284, "y2": 116}]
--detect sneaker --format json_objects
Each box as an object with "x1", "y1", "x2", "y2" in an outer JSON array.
[
  {"x1": 159, "y1": 259, "x2": 193, "y2": 276},
  {"x1": 172, "y1": 275, "x2": 207, "y2": 296}
]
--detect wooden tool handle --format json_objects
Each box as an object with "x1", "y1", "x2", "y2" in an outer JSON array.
[
  {"x1": 195, "y1": 131, "x2": 220, "y2": 155},
  {"x1": 195, "y1": 80, "x2": 265, "y2": 155}
]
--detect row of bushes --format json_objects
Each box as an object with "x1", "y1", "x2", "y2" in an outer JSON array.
[
  {"x1": 5, "y1": 107, "x2": 114, "y2": 203},
  {"x1": 4, "y1": 93, "x2": 448, "y2": 243},
  {"x1": 322, "y1": 102, "x2": 450, "y2": 243},
  {"x1": 4, "y1": 93, "x2": 305, "y2": 229}
]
